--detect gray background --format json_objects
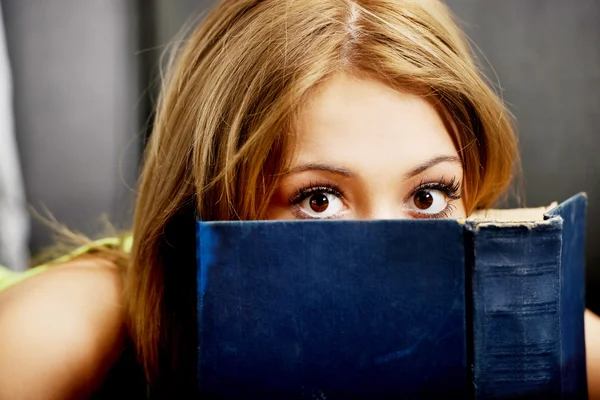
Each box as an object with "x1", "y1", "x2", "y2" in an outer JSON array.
[
  {"x1": 1, "y1": 0, "x2": 599, "y2": 308},
  {"x1": 1, "y1": 0, "x2": 142, "y2": 250}
]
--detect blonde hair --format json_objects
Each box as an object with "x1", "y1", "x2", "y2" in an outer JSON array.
[{"x1": 126, "y1": 0, "x2": 518, "y2": 394}]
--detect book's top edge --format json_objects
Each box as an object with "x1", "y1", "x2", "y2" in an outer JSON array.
[
  {"x1": 197, "y1": 218, "x2": 462, "y2": 226},
  {"x1": 467, "y1": 202, "x2": 558, "y2": 223},
  {"x1": 197, "y1": 194, "x2": 584, "y2": 226}
]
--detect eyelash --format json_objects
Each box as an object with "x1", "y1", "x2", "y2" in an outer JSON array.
[
  {"x1": 406, "y1": 176, "x2": 462, "y2": 219},
  {"x1": 288, "y1": 177, "x2": 462, "y2": 219},
  {"x1": 288, "y1": 181, "x2": 346, "y2": 206}
]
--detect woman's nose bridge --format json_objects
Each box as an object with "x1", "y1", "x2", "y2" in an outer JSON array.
[{"x1": 358, "y1": 197, "x2": 404, "y2": 220}]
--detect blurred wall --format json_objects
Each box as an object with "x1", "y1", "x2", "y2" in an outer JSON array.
[
  {"x1": 155, "y1": 0, "x2": 214, "y2": 45},
  {"x1": 0, "y1": 3, "x2": 28, "y2": 271},
  {"x1": 1, "y1": 0, "x2": 141, "y2": 251}
]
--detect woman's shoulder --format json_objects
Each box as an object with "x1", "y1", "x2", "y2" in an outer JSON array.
[
  {"x1": 0, "y1": 257, "x2": 126, "y2": 399},
  {"x1": 587, "y1": 309, "x2": 600, "y2": 399}
]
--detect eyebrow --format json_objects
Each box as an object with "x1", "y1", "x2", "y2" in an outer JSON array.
[
  {"x1": 284, "y1": 155, "x2": 462, "y2": 179},
  {"x1": 402, "y1": 155, "x2": 462, "y2": 180},
  {"x1": 285, "y1": 163, "x2": 354, "y2": 177}
]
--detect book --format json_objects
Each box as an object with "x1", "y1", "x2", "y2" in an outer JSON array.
[{"x1": 196, "y1": 193, "x2": 588, "y2": 399}]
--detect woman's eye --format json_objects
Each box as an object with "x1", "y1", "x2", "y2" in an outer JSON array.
[
  {"x1": 298, "y1": 192, "x2": 344, "y2": 219},
  {"x1": 410, "y1": 189, "x2": 448, "y2": 215}
]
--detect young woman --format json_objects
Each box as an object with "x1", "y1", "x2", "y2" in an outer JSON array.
[{"x1": 0, "y1": 0, "x2": 598, "y2": 398}]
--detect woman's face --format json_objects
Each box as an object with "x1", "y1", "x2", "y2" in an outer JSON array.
[{"x1": 266, "y1": 73, "x2": 466, "y2": 220}]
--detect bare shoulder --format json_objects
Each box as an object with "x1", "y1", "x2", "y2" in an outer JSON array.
[
  {"x1": 587, "y1": 309, "x2": 600, "y2": 399},
  {"x1": 0, "y1": 258, "x2": 126, "y2": 399}
]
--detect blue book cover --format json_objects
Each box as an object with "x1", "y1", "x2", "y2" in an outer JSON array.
[{"x1": 196, "y1": 193, "x2": 587, "y2": 399}]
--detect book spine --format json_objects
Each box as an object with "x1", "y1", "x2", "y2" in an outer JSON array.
[
  {"x1": 468, "y1": 220, "x2": 563, "y2": 399},
  {"x1": 546, "y1": 193, "x2": 588, "y2": 399}
]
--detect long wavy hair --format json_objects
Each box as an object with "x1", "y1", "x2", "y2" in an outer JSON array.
[{"x1": 125, "y1": 0, "x2": 519, "y2": 395}]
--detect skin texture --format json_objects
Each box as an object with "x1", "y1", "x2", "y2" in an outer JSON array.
[
  {"x1": 267, "y1": 73, "x2": 466, "y2": 221},
  {"x1": 0, "y1": 258, "x2": 125, "y2": 400},
  {"x1": 587, "y1": 310, "x2": 600, "y2": 398},
  {"x1": 0, "y1": 72, "x2": 596, "y2": 398}
]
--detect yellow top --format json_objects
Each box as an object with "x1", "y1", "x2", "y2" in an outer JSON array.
[{"x1": 0, "y1": 236, "x2": 133, "y2": 293}]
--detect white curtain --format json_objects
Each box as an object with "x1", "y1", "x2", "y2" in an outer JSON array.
[{"x1": 0, "y1": 4, "x2": 29, "y2": 271}]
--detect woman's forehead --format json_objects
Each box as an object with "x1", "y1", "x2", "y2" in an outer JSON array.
[{"x1": 291, "y1": 73, "x2": 461, "y2": 177}]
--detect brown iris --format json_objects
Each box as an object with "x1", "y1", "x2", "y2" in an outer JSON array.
[
  {"x1": 309, "y1": 193, "x2": 329, "y2": 212},
  {"x1": 414, "y1": 190, "x2": 433, "y2": 210}
]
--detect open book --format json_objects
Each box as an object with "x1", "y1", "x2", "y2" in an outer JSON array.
[{"x1": 196, "y1": 193, "x2": 587, "y2": 399}]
